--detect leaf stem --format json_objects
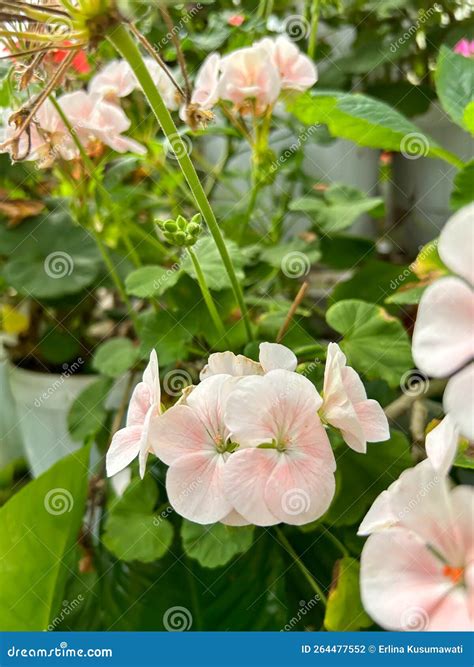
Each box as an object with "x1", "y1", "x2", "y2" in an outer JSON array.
[
  {"x1": 275, "y1": 527, "x2": 327, "y2": 605},
  {"x1": 186, "y1": 247, "x2": 229, "y2": 347},
  {"x1": 107, "y1": 24, "x2": 253, "y2": 342}
]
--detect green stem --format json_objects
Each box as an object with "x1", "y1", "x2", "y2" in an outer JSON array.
[
  {"x1": 308, "y1": 0, "x2": 320, "y2": 60},
  {"x1": 107, "y1": 24, "x2": 253, "y2": 342},
  {"x1": 186, "y1": 247, "x2": 229, "y2": 346},
  {"x1": 317, "y1": 526, "x2": 350, "y2": 557},
  {"x1": 275, "y1": 528, "x2": 327, "y2": 605}
]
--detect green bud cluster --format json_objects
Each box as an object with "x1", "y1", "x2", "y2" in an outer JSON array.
[{"x1": 158, "y1": 214, "x2": 202, "y2": 247}]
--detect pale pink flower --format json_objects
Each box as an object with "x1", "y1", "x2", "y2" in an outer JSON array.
[
  {"x1": 200, "y1": 341, "x2": 297, "y2": 380},
  {"x1": 218, "y1": 44, "x2": 281, "y2": 115},
  {"x1": 412, "y1": 204, "x2": 474, "y2": 440},
  {"x1": 425, "y1": 414, "x2": 459, "y2": 476},
  {"x1": 58, "y1": 91, "x2": 146, "y2": 155},
  {"x1": 151, "y1": 374, "x2": 246, "y2": 525},
  {"x1": 223, "y1": 369, "x2": 336, "y2": 526},
  {"x1": 454, "y1": 39, "x2": 474, "y2": 57},
  {"x1": 106, "y1": 350, "x2": 161, "y2": 479},
  {"x1": 190, "y1": 53, "x2": 221, "y2": 110},
  {"x1": 141, "y1": 58, "x2": 180, "y2": 111},
  {"x1": 320, "y1": 342, "x2": 389, "y2": 453},
  {"x1": 257, "y1": 36, "x2": 317, "y2": 92},
  {"x1": 89, "y1": 60, "x2": 137, "y2": 101},
  {"x1": 359, "y1": 460, "x2": 474, "y2": 631}
]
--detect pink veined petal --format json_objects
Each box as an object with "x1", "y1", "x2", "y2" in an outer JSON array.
[
  {"x1": 340, "y1": 365, "x2": 367, "y2": 403},
  {"x1": 106, "y1": 424, "x2": 143, "y2": 477},
  {"x1": 358, "y1": 489, "x2": 398, "y2": 536},
  {"x1": 444, "y1": 364, "x2": 474, "y2": 441},
  {"x1": 104, "y1": 134, "x2": 147, "y2": 155},
  {"x1": 425, "y1": 414, "x2": 459, "y2": 476},
  {"x1": 222, "y1": 448, "x2": 280, "y2": 526},
  {"x1": 126, "y1": 381, "x2": 151, "y2": 426},
  {"x1": 360, "y1": 528, "x2": 457, "y2": 631},
  {"x1": 259, "y1": 342, "x2": 297, "y2": 372},
  {"x1": 150, "y1": 404, "x2": 215, "y2": 466},
  {"x1": 138, "y1": 406, "x2": 157, "y2": 479},
  {"x1": 428, "y1": 587, "x2": 474, "y2": 631},
  {"x1": 220, "y1": 509, "x2": 251, "y2": 526},
  {"x1": 438, "y1": 203, "x2": 474, "y2": 287},
  {"x1": 199, "y1": 351, "x2": 262, "y2": 379},
  {"x1": 166, "y1": 451, "x2": 232, "y2": 524},
  {"x1": 142, "y1": 349, "x2": 161, "y2": 406},
  {"x1": 185, "y1": 374, "x2": 234, "y2": 439},
  {"x1": 412, "y1": 277, "x2": 474, "y2": 377},
  {"x1": 265, "y1": 450, "x2": 336, "y2": 525},
  {"x1": 353, "y1": 399, "x2": 390, "y2": 444}
]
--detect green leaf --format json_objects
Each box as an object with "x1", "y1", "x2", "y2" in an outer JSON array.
[
  {"x1": 326, "y1": 299, "x2": 413, "y2": 387},
  {"x1": 330, "y1": 260, "x2": 413, "y2": 305},
  {"x1": 260, "y1": 237, "x2": 321, "y2": 268},
  {"x1": 137, "y1": 309, "x2": 193, "y2": 364},
  {"x1": 181, "y1": 236, "x2": 246, "y2": 290},
  {"x1": 454, "y1": 438, "x2": 474, "y2": 470},
  {"x1": 451, "y1": 160, "x2": 474, "y2": 210},
  {"x1": 463, "y1": 100, "x2": 474, "y2": 135},
  {"x1": 0, "y1": 210, "x2": 102, "y2": 299},
  {"x1": 324, "y1": 557, "x2": 372, "y2": 631},
  {"x1": 324, "y1": 431, "x2": 412, "y2": 526},
  {"x1": 181, "y1": 521, "x2": 254, "y2": 568},
  {"x1": 0, "y1": 447, "x2": 90, "y2": 630},
  {"x1": 92, "y1": 338, "x2": 139, "y2": 378},
  {"x1": 289, "y1": 91, "x2": 462, "y2": 166},
  {"x1": 435, "y1": 46, "x2": 474, "y2": 133},
  {"x1": 67, "y1": 377, "x2": 112, "y2": 442},
  {"x1": 103, "y1": 476, "x2": 173, "y2": 563},
  {"x1": 291, "y1": 184, "x2": 383, "y2": 234},
  {"x1": 320, "y1": 235, "x2": 375, "y2": 269},
  {"x1": 385, "y1": 284, "x2": 426, "y2": 305},
  {"x1": 125, "y1": 264, "x2": 182, "y2": 298}
]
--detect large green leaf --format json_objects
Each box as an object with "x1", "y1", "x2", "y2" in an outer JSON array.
[
  {"x1": 326, "y1": 299, "x2": 413, "y2": 387},
  {"x1": 0, "y1": 447, "x2": 90, "y2": 630},
  {"x1": 324, "y1": 431, "x2": 412, "y2": 527},
  {"x1": 92, "y1": 338, "x2": 139, "y2": 378},
  {"x1": 289, "y1": 91, "x2": 462, "y2": 166},
  {"x1": 181, "y1": 521, "x2": 254, "y2": 568},
  {"x1": 291, "y1": 184, "x2": 383, "y2": 234},
  {"x1": 137, "y1": 309, "x2": 193, "y2": 364},
  {"x1": 67, "y1": 377, "x2": 112, "y2": 442},
  {"x1": 435, "y1": 46, "x2": 474, "y2": 133},
  {"x1": 329, "y1": 260, "x2": 414, "y2": 305},
  {"x1": 103, "y1": 476, "x2": 173, "y2": 563},
  {"x1": 324, "y1": 557, "x2": 372, "y2": 631},
  {"x1": 125, "y1": 265, "x2": 182, "y2": 298},
  {"x1": 0, "y1": 210, "x2": 102, "y2": 298}
]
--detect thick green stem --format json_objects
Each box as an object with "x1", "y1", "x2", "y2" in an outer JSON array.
[
  {"x1": 275, "y1": 528, "x2": 327, "y2": 605},
  {"x1": 107, "y1": 24, "x2": 253, "y2": 342},
  {"x1": 186, "y1": 248, "x2": 229, "y2": 346},
  {"x1": 308, "y1": 0, "x2": 320, "y2": 60}
]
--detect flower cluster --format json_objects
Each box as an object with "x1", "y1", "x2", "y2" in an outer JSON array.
[
  {"x1": 106, "y1": 342, "x2": 389, "y2": 527},
  {"x1": 0, "y1": 58, "x2": 178, "y2": 165},
  {"x1": 359, "y1": 418, "x2": 473, "y2": 631},
  {"x1": 188, "y1": 35, "x2": 317, "y2": 117},
  {"x1": 412, "y1": 203, "x2": 474, "y2": 442},
  {"x1": 454, "y1": 38, "x2": 474, "y2": 58}
]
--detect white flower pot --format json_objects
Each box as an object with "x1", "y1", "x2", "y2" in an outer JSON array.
[
  {"x1": 8, "y1": 364, "x2": 96, "y2": 477},
  {"x1": 391, "y1": 104, "x2": 474, "y2": 252}
]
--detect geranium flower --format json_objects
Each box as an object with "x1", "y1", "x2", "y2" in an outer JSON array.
[
  {"x1": 257, "y1": 36, "x2": 317, "y2": 92},
  {"x1": 412, "y1": 203, "x2": 474, "y2": 440},
  {"x1": 200, "y1": 341, "x2": 297, "y2": 379},
  {"x1": 50, "y1": 42, "x2": 90, "y2": 74},
  {"x1": 454, "y1": 39, "x2": 474, "y2": 57},
  {"x1": 141, "y1": 58, "x2": 180, "y2": 111},
  {"x1": 320, "y1": 342, "x2": 389, "y2": 453},
  {"x1": 359, "y1": 460, "x2": 474, "y2": 631},
  {"x1": 425, "y1": 414, "x2": 459, "y2": 476},
  {"x1": 189, "y1": 53, "x2": 221, "y2": 111},
  {"x1": 223, "y1": 369, "x2": 336, "y2": 526},
  {"x1": 151, "y1": 374, "x2": 244, "y2": 525},
  {"x1": 218, "y1": 44, "x2": 281, "y2": 115},
  {"x1": 89, "y1": 59, "x2": 137, "y2": 101},
  {"x1": 106, "y1": 350, "x2": 161, "y2": 479}
]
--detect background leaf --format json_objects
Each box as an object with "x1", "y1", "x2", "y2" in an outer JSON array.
[{"x1": 181, "y1": 521, "x2": 254, "y2": 568}]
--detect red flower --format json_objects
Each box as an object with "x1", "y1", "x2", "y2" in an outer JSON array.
[
  {"x1": 227, "y1": 14, "x2": 245, "y2": 27},
  {"x1": 51, "y1": 42, "x2": 90, "y2": 74}
]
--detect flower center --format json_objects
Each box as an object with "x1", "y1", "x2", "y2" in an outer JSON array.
[{"x1": 443, "y1": 565, "x2": 464, "y2": 585}]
